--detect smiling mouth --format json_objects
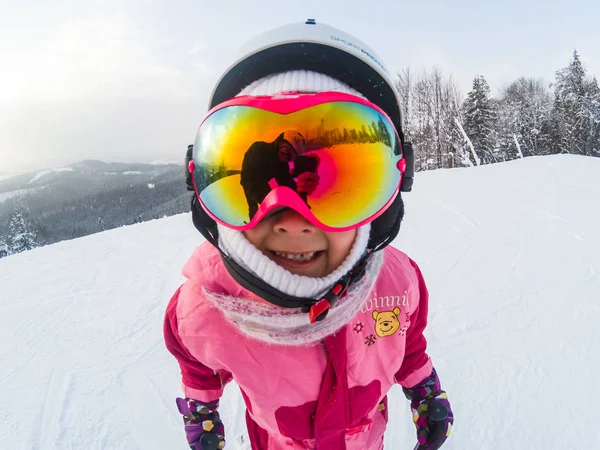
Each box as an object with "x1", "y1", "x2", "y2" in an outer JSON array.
[{"x1": 270, "y1": 250, "x2": 324, "y2": 262}]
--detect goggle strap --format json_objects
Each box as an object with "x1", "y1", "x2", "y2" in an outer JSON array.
[{"x1": 191, "y1": 196, "x2": 219, "y2": 247}]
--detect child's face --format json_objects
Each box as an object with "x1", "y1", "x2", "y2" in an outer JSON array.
[{"x1": 243, "y1": 209, "x2": 357, "y2": 277}]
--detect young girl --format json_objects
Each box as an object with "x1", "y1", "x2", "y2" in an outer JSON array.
[{"x1": 164, "y1": 19, "x2": 453, "y2": 450}]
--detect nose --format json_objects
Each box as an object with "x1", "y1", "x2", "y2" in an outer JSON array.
[{"x1": 272, "y1": 209, "x2": 317, "y2": 235}]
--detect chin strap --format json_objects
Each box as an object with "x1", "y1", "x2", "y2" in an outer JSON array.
[
  {"x1": 222, "y1": 248, "x2": 371, "y2": 323},
  {"x1": 191, "y1": 195, "x2": 373, "y2": 323}
]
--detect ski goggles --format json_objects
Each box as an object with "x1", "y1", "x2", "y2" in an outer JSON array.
[{"x1": 189, "y1": 91, "x2": 406, "y2": 231}]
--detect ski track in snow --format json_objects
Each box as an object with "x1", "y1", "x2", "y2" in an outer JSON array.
[
  {"x1": 1, "y1": 155, "x2": 600, "y2": 449},
  {"x1": 37, "y1": 370, "x2": 72, "y2": 449}
]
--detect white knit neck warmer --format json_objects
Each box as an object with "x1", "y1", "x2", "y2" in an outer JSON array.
[
  {"x1": 204, "y1": 244, "x2": 382, "y2": 346},
  {"x1": 217, "y1": 223, "x2": 371, "y2": 298}
]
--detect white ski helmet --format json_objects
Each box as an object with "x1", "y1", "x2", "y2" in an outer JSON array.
[{"x1": 208, "y1": 18, "x2": 405, "y2": 140}]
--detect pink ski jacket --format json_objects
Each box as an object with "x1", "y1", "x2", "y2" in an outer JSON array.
[{"x1": 164, "y1": 242, "x2": 433, "y2": 450}]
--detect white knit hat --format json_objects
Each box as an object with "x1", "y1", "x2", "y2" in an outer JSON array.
[
  {"x1": 217, "y1": 70, "x2": 370, "y2": 299},
  {"x1": 239, "y1": 70, "x2": 365, "y2": 98}
]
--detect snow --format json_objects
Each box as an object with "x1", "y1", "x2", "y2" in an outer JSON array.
[
  {"x1": 0, "y1": 173, "x2": 18, "y2": 181},
  {"x1": 28, "y1": 167, "x2": 74, "y2": 184},
  {"x1": 149, "y1": 159, "x2": 181, "y2": 165},
  {"x1": 0, "y1": 187, "x2": 35, "y2": 203},
  {"x1": 105, "y1": 171, "x2": 143, "y2": 175},
  {"x1": 1, "y1": 154, "x2": 599, "y2": 449}
]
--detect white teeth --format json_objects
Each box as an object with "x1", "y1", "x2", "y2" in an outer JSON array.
[{"x1": 274, "y1": 251, "x2": 316, "y2": 261}]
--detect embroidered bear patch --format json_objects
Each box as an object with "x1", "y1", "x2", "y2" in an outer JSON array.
[{"x1": 372, "y1": 307, "x2": 401, "y2": 337}]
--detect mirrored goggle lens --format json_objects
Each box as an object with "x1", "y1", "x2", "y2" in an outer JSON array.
[{"x1": 193, "y1": 100, "x2": 402, "y2": 228}]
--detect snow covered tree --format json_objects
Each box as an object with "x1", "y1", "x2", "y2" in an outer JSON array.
[
  {"x1": 496, "y1": 78, "x2": 553, "y2": 157},
  {"x1": 0, "y1": 234, "x2": 10, "y2": 258},
  {"x1": 582, "y1": 76, "x2": 600, "y2": 156},
  {"x1": 551, "y1": 50, "x2": 600, "y2": 156},
  {"x1": 463, "y1": 75, "x2": 499, "y2": 164},
  {"x1": 8, "y1": 210, "x2": 39, "y2": 254},
  {"x1": 396, "y1": 68, "x2": 465, "y2": 170}
]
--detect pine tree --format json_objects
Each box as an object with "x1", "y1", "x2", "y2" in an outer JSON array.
[
  {"x1": 583, "y1": 76, "x2": 600, "y2": 156},
  {"x1": 551, "y1": 50, "x2": 600, "y2": 155},
  {"x1": 0, "y1": 234, "x2": 10, "y2": 258},
  {"x1": 8, "y1": 210, "x2": 39, "y2": 254},
  {"x1": 463, "y1": 75, "x2": 498, "y2": 164},
  {"x1": 377, "y1": 117, "x2": 392, "y2": 147}
]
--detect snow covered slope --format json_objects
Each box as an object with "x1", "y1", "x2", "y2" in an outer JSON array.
[{"x1": 1, "y1": 155, "x2": 599, "y2": 449}]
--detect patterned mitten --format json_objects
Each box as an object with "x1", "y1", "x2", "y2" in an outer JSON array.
[
  {"x1": 402, "y1": 368, "x2": 453, "y2": 450},
  {"x1": 176, "y1": 397, "x2": 225, "y2": 450}
]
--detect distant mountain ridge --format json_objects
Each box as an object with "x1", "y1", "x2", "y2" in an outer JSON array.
[
  {"x1": 0, "y1": 160, "x2": 182, "y2": 191},
  {"x1": 0, "y1": 160, "x2": 191, "y2": 257}
]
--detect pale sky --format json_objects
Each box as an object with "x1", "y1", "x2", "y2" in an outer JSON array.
[{"x1": 1, "y1": 0, "x2": 598, "y2": 174}]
